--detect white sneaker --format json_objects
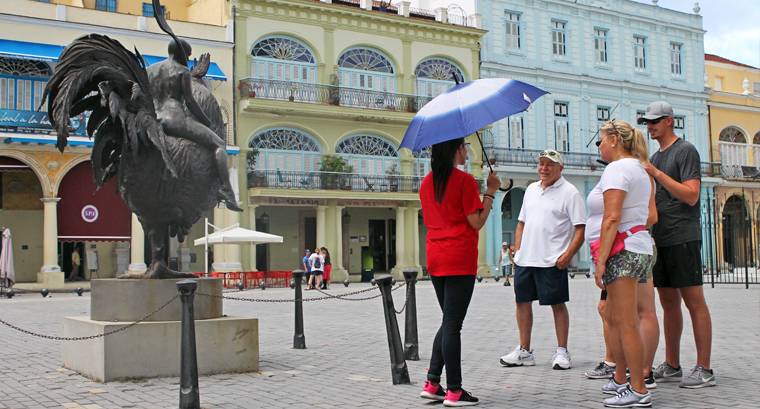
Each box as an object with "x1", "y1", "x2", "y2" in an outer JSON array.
[
  {"x1": 499, "y1": 345, "x2": 535, "y2": 367},
  {"x1": 552, "y1": 347, "x2": 571, "y2": 370}
]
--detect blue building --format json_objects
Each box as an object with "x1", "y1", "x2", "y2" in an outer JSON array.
[{"x1": 475, "y1": 0, "x2": 714, "y2": 271}]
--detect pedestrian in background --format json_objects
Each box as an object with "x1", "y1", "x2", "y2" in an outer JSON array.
[
  {"x1": 320, "y1": 247, "x2": 332, "y2": 289},
  {"x1": 302, "y1": 249, "x2": 312, "y2": 286},
  {"x1": 418, "y1": 137, "x2": 500, "y2": 407}
]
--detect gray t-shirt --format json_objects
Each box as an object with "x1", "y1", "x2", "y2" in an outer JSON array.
[{"x1": 650, "y1": 138, "x2": 701, "y2": 246}]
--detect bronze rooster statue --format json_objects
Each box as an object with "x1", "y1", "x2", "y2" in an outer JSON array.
[{"x1": 43, "y1": 0, "x2": 241, "y2": 278}]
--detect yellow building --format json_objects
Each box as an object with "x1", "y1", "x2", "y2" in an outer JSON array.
[
  {"x1": 705, "y1": 53, "x2": 760, "y2": 270},
  {"x1": 234, "y1": 0, "x2": 486, "y2": 281},
  {"x1": 0, "y1": 0, "x2": 237, "y2": 287}
]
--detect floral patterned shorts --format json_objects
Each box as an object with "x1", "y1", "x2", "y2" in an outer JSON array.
[{"x1": 604, "y1": 249, "x2": 654, "y2": 286}]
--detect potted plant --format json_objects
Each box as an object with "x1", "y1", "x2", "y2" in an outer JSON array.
[
  {"x1": 385, "y1": 163, "x2": 400, "y2": 192},
  {"x1": 319, "y1": 155, "x2": 352, "y2": 190},
  {"x1": 246, "y1": 148, "x2": 267, "y2": 187}
]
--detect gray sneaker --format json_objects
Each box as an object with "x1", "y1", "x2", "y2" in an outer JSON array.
[
  {"x1": 679, "y1": 365, "x2": 716, "y2": 389},
  {"x1": 602, "y1": 378, "x2": 628, "y2": 395},
  {"x1": 603, "y1": 386, "x2": 652, "y2": 408},
  {"x1": 585, "y1": 361, "x2": 617, "y2": 379},
  {"x1": 653, "y1": 361, "x2": 682, "y2": 381}
]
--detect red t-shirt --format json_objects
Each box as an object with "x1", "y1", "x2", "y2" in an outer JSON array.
[{"x1": 420, "y1": 168, "x2": 483, "y2": 276}]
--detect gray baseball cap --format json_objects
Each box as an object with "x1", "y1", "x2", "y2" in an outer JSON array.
[{"x1": 637, "y1": 101, "x2": 674, "y2": 124}]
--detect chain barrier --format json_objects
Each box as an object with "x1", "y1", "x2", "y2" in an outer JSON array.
[
  {"x1": 0, "y1": 294, "x2": 179, "y2": 341},
  {"x1": 198, "y1": 282, "x2": 405, "y2": 303},
  {"x1": 394, "y1": 295, "x2": 409, "y2": 315}
]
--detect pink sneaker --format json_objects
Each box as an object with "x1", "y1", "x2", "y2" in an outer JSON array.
[
  {"x1": 443, "y1": 388, "x2": 479, "y2": 407},
  {"x1": 419, "y1": 380, "x2": 445, "y2": 401}
]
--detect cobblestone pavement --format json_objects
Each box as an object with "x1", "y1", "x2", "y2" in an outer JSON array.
[{"x1": 0, "y1": 278, "x2": 758, "y2": 408}]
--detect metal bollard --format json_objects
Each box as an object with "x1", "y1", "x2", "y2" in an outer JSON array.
[
  {"x1": 372, "y1": 274, "x2": 411, "y2": 385},
  {"x1": 292, "y1": 270, "x2": 306, "y2": 349},
  {"x1": 177, "y1": 279, "x2": 200, "y2": 409},
  {"x1": 402, "y1": 269, "x2": 419, "y2": 361}
]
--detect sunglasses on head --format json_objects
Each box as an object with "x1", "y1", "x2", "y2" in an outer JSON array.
[
  {"x1": 595, "y1": 119, "x2": 622, "y2": 147},
  {"x1": 540, "y1": 150, "x2": 559, "y2": 157}
]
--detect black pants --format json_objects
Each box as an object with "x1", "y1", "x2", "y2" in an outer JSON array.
[{"x1": 427, "y1": 275, "x2": 476, "y2": 390}]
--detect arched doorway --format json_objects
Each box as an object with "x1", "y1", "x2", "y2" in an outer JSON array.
[
  {"x1": 501, "y1": 187, "x2": 525, "y2": 246},
  {"x1": 0, "y1": 156, "x2": 44, "y2": 283},
  {"x1": 722, "y1": 195, "x2": 751, "y2": 268}
]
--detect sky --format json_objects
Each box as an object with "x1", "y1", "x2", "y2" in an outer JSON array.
[
  {"x1": 415, "y1": 0, "x2": 760, "y2": 68},
  {"x1": 635, "y1": 0, "x2": 760, "y2": 67}
]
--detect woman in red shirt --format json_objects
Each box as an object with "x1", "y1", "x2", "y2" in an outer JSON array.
[{"x1": 418, "y1": 137, "x2": 500, "y2": 407}]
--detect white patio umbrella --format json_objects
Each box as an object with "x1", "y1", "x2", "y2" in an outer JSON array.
[
  {"x1": 0, "y1": 228, "x2": 15, "y2": 287},
  {"x1": 194, "y1": 221, "x2": 283, "y2": 276}
]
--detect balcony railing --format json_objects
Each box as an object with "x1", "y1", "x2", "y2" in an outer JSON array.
[
  {"x1": 485, "y1": 147, "x2": 603, "y2": 170},
  {"x1": 248, "y1": 169, "x2": 423, "y2": 192},
  {"x1": 239, "y1": 78, "x2": 433, "y2": 113}
]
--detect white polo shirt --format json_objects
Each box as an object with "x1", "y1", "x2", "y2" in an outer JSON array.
[{"x1": 514, "y1": 177, "x2": 586, "y2": 268}]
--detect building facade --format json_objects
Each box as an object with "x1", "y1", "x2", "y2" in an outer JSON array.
[
  {"x1": 476, "y1": 0, "x2": 711, "y2": 271},
  {"x1": 234, "y1": 0, "x2": 486, "y2": 280},
  {"x1": 704, "y1": 54, "x2": 760, "y2": 272},
  {"x1": 0, "y1": 0, "x2": 236, "y2": 286}
]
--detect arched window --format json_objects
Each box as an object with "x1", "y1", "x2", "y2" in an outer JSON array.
[
  {"x1": 249, "y1": 128, "x2": 322, "y2": 173},
  {"x1": 0, "y1": 57, "x2": 52, "y2": 112},
  {"x1": 337, "y1": 48, "x2": 395, "y2": 93},
  {"x1": 754, "y1": 131, "x2": 760, "y2": 145},
  {"x1": 413, "y1": 147, "x2": 431, "y2": 177},
  {"x1": 718, "y1": 126, "x2": 748, "y2": 178},
  {"x1": 719, "y1": 126, "x2": 747, "y2": 143},
  {"x1": 336, "y1": 134, "x2": 399, "y2": 175},
  {"x1": 250, "y1": 36, "x2": 317, "y2": 83},
  {"x1": 415, "y1": 58, "x2": 464, "y2": 98}
]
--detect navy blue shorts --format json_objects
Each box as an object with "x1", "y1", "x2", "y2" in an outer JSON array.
[{"x1": 514, "y1": 265, "x2": 569, "y2": 305}]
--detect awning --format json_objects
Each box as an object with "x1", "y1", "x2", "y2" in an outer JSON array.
[
  {"x1": 194, "y1": 226, "x2": 283, "y2": 246},
  {"x1": 0, "y1": 132, "x2": 242, "y2": 155},
  {"x1": 0, "y1": 39, "x2": 227, "y2": 80}
]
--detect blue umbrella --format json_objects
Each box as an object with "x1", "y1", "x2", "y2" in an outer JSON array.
[{"x1": 401, "y1": 77, "x2": 548, "y2": 172}]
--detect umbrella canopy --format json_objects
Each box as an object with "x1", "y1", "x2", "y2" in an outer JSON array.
[
  {"x1": 0, "y1": 228, "x2": 15, "y2": 287},
  {"x1": 193, "y1": 226, "x2": 283, "y2": 246},
  {"x1": 401, "y1": 78, "x2": 548, "y2": 151}
]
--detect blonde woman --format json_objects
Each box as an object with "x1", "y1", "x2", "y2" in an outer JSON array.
[{"x1": 585, "y1": 120, "x2": 657, "y2": 407}]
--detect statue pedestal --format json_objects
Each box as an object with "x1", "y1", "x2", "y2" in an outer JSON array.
[{"x1": 62, "y1": 278, "x2": 258, "y2": 382}]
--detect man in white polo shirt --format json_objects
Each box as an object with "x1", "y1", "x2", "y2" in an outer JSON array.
[{"x1": 499, "y1": 149, "x2": 586, "y2": 370}]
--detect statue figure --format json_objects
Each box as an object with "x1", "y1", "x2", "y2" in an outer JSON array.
[{"x1": 42, "y1": 0, "x2": 240, "y2": 278}]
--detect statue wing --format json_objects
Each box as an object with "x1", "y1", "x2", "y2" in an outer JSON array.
[
  {"x1": 190, "y1": 53, "x2": 211, "y2": 79},
  {"x1": 43, "y1": 34, "x2": 177, "y2": 187}
]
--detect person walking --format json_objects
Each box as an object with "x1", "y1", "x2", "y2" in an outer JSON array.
[
  {"x1": 307, "y1": 247, "x2": 323, "y2": 290},
  {"x1": 586, "y1": 119, "x2": 656, "y2": 407},
  {"x1": 320, "y1": 247, "x2": 332, "y2": 289},
  {"x1": 302, "y1": 249, "x2": 311, "y2": 286},
  {"x1": 497, "y1": 242, "x2": 513, "y2": 286},
  {"x1": 640, "y1": 101, "x2": 715, "y2": 388},
  {"x1": 418, "y1": 138, "x2": 500, "y2": 407},
  {"x1": 499, "y1": 149, "x2": 585, "y2": 370}
]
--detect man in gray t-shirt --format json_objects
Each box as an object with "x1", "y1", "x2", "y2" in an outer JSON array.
[{"x1": 640, "y1": 101, "x2": 715, "y2": 389}]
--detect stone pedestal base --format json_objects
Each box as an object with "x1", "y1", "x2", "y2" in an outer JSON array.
[
  {"x1": 62, "y1": 316, "x2": 258, "y2": 382},
  {"x1": 37, "y1": 270, "x2": 64, "y2": 288}
]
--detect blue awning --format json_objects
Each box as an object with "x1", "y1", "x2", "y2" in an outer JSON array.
[
  {"x1": 0, "y1": 39, "x2": 63, "y2": 61},
  {"x1": 0, "y1": 39, "x2": 227, "y2": 80},
  {"x1": 141, "y1": 55, "x2": 227, "y2": 81}
]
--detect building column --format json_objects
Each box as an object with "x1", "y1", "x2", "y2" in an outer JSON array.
[
  {"x1": 247, "y1": 205, "x2": 258, "y2": 271},
  {"x1": 38, "y1": 197, "x2": 62, "y2": 287},
  {"x1": 477, "y1": 227, "x2": 490, "y2": 277},
  {"x1": 411, "y1": 207, "x2": 421, "y2": 270},
  {"x1": 331, "y1": 205, "x2": 347, "y2": 281},
  {"x1": 316, "y1": 205, "x2": 327, "y2": 247},
  {"x1": 485, "y1": 191, "x2": 504, "y2": 273},
  {"x1": 128, "y1": 213, "x2": 147, "y2": 274},
  {"x1": 391, "y1": 206, "x2": 407, "y2": 278}
]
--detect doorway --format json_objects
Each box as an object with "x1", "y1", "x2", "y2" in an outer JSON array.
[
  {"x1": 368, "y1": 219, "x2": 388, "y2": 272},
  {"x1": 256, "y1": 215, "x2": 270, "y2": 271}
]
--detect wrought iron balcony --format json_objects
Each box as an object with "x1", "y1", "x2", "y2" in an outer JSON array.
[
  {"x1": 701, "y1": 162, "x2": 721, "y2": 178},
  {"x1": 238, "y1": 78, "x2": 433, "y2": 113},
  {"x1": 247, "y1": 169, "x2": 424, "y2": 193},
  {"x1": 485, "y1": 147, "x2": 603, "y2": 170}
]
